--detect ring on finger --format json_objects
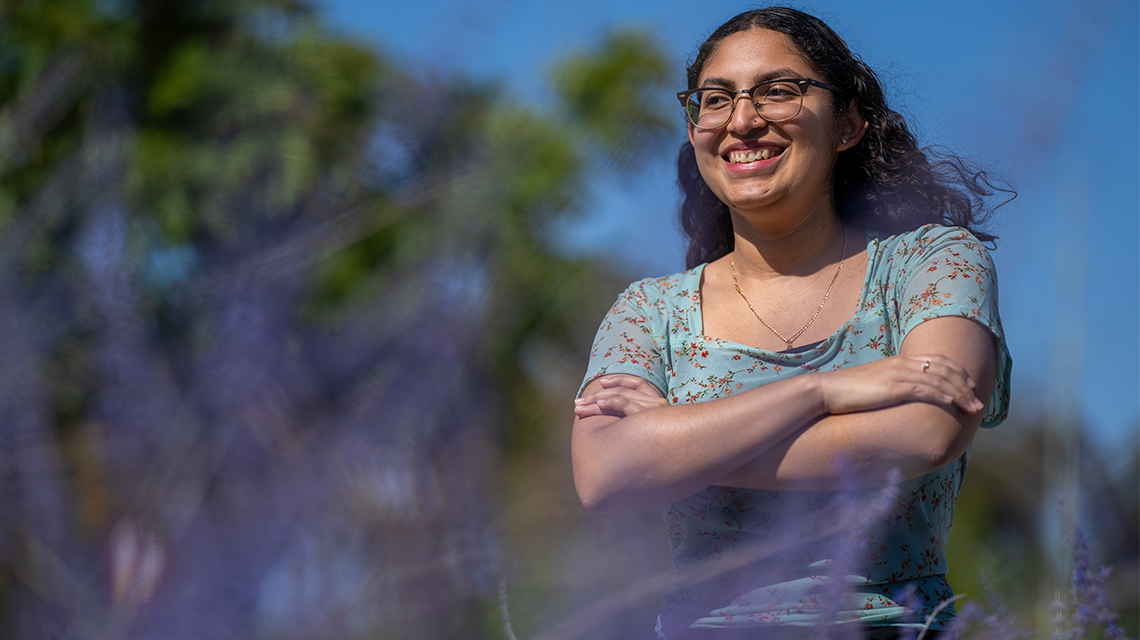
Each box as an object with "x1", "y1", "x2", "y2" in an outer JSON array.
[{"x1": 922, "y1": 360, "x2": 931, "y2": 373}]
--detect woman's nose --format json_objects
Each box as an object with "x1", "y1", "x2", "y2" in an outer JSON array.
[{"x1": 726, "y1": 96, "x2": 767, "y2": 134}]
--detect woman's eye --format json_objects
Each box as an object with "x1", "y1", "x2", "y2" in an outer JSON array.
[
  {"x1": 763, "y1": 84, "x2": 798, "y2": 101},
  {"x1": 701, "y1": 92, "x2": 731, "y2": 109}
]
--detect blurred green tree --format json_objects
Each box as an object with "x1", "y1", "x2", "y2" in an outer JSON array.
[{"x1": 0, "y1": 0, "x2": 675, "y2": 638}]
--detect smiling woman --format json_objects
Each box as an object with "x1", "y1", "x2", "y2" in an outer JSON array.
[
  {"x1": 683, "y1": 29, "x2": 862, "y2": 230},
  {"x1": 571, "y1": 7, "x2": 1014, "y2": 639}
]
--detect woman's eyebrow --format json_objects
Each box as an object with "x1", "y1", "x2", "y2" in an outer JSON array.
[
  {"x1": 754, "y1": 68, "x2": 801, "y2": 83},
  {"x1": 699, "y1": 76, "x2": 737, "y2": 89},
  {"x1": 699, "y1": 68, "x2": 803, "y2": 89}
]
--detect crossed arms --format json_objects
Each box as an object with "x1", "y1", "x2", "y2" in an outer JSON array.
[{"x1": 570, "y1": 316, "x2": 997, "y2": 512}]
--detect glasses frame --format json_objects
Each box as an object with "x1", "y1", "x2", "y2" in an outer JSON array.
[{"x1": 676, "y1": 78, "x2": 841, "y2": 130}]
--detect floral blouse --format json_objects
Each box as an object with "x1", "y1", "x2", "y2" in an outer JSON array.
[{"x1": 578, "y1": 225, "x2": 1012, "y2": 638}]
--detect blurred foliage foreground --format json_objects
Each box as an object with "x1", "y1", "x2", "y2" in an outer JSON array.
[{"x1": 0, "y1": 1, "x2": 1134, "y2": 639}]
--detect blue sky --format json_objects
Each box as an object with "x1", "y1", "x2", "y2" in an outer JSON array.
[{"x1": 317, "y1": 0, "x2": 1139, "y2": 451}]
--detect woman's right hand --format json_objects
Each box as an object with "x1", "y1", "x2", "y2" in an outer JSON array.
[
  {"x1": 574, "y1": 374, "x2": 668, "y2": 419},
  {"x1": 818, "y1": 354, "x2": 984, "y2": 416}
]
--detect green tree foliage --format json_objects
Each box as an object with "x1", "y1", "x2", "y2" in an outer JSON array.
[{"x1": 0, "y1": 0, "x2": 675, "y2": 637}]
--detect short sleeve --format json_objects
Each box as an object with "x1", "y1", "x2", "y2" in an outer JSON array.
[
  {"x1": 894, "y1": 226, "x2": 1012, "y2": 427},
  {"x1": 578, "y1": 279, "x2": 669, "y2": 398}
]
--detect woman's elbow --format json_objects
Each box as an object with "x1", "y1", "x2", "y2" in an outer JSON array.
[
  {"x1": 571, "y1": 416, "x2": 636, "y2": 512},
  {"x1": 572, "y1": 452, "x2": 653, "y2": 512},
  {"x1": 913, "y1": 413, "x2": 979, "y2": 473},
  {"x1": 575, "y1": 485, "x2": 611, "y2": 513},
  {"x1": 573, "y1": 469, "x2": 622, "y2": 512},
  {"x1": 920, "y1": 443, "x2": 962, "y2": 474}
]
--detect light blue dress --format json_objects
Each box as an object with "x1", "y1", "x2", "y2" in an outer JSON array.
[{"x1": 578, "y1": 225, "x2": 1012, "y2": 638}]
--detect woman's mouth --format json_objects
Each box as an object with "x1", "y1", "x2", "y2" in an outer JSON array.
[{"x1": 727, "y1": 147, "x2": 785, "y2": 163}]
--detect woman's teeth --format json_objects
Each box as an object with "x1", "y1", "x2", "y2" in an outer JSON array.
[{"x1": 728, "y1": 148, "x2": 780, "y2": 163}]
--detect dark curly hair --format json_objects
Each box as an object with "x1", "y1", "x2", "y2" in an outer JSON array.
[{"x1": 679, "y1": 7, "x2": 1012, "y2": 269}]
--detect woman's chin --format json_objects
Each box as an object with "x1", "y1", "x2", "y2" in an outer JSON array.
[{"x1": 721, "y1": 189, "x2": 783, "y2": 214}]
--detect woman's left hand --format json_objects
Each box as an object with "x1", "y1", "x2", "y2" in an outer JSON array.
[{"x1": 574, "y1": 374, "x2": 668, "y2": 418}]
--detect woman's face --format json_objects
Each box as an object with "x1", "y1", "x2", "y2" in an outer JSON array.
[{"x1": 688, "y1": 28, "x2": 860, "y2": 230}]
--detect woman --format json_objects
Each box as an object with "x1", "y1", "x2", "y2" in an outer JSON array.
[{"x1": 571, "y1": 7, "x2": 1012, "y2": 639}]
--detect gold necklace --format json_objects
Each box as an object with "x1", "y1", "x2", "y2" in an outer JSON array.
[{"x1": 730, "y1": 226, "x2": 848, "y2": 350}]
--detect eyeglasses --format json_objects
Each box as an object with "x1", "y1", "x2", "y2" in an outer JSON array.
[{"x1": 677, "y1": 78, "x2": 840, "y2": 130}]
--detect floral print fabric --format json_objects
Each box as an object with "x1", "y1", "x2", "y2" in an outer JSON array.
[{"x1": 578, "y1": 225, "x2": 1012, "y2": 638}]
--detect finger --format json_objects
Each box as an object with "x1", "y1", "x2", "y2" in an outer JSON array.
[
  {"x1": 574, "y1": 396, "x2": 629, "y2": 417},
  {"x1": 582, "y1": 386, "x2": 661, "y2": 405},
  {"x1": 923, "y1": 354, "x2": 976, "y2": 389},
  {"x1": 595, "y1": 394, "x2": 653, "y2": 417},
  {"x1": 928, "y1": 354, "x2": 976, "y2": 389},
  {"x1": 598, "y1": 375, "x2": 663, "y2": 397},
  {"x1": 573, "y1": 402, "x2": 605, "y2": 418},
  {"x1": 913, "y1": 360, "x2": 980, "y2": 413},
  {"x1": 923, "y1": 373, "x2": 976, "y2": 413},
  {"x1": 574, "y1": 391, "x2": 659, "y2": 418},
  {"x1": 933, "y1": 364, "x2": 980, "y2": 413},
  {"x1": 573, "y1": 403, "x2": 640, "y2": 418}
]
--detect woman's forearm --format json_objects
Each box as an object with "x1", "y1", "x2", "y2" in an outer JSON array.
[
  {"x1": 572, "y1": 373, "x2": 824, "y2": 512},
  {"x1": 714, "y1": 401, "x2": 981, "y2": 491},
  {"x1": 717, "y1": 317, "x2": 998, "y2": 491}
]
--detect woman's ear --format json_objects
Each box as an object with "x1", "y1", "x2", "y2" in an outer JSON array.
[{"x1": 837, "y1": 99, "x2": 868, "y2": 151}]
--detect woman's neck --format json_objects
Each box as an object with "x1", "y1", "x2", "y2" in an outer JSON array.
[{"x1": 729, "y1": 208, "x2": 846, "y2": 279}]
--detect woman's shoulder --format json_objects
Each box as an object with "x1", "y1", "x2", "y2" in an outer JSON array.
[
  {"x1": 876, "y1": 224, "x2": 991, "y2": 254},
  {"x1": 615, "y1": 264, "x2": 705, "y2": 309},
  {"x1": 872, "y1": 224, "x2": 995, "y2": 270}
]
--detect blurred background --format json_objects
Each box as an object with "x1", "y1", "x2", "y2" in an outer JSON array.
[{"x1": 0, "y1": 0, "x2": 1134, "y2": 638}]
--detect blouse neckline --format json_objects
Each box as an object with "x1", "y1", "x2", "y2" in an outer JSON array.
[{"x1": 691, "y1": 229, "x2": 879, "y2": 358}]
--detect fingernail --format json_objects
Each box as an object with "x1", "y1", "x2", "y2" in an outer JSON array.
[
  {"x1": 967, "y1": 377, "x2": 976, "y2": 388},
  {"x1": 574, "y1": 398, "x2": 585, "y2": 404},
  {"x1": 973, "y1": 399, "x2": 984, "y2": 411},
  {"x1": 942, "y1": 394, "x2": 953, "y2": 403}
]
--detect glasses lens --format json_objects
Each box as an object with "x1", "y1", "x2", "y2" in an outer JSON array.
[
  {"x1": 754, "y1": 81, "x2": 804, "y2": 122},
  {"x1": 686, "y1": 89, "x2": 733, "y2": 128},
  {"x1": 685, "y1": 82, "x2": 806, "y2": 128}
]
